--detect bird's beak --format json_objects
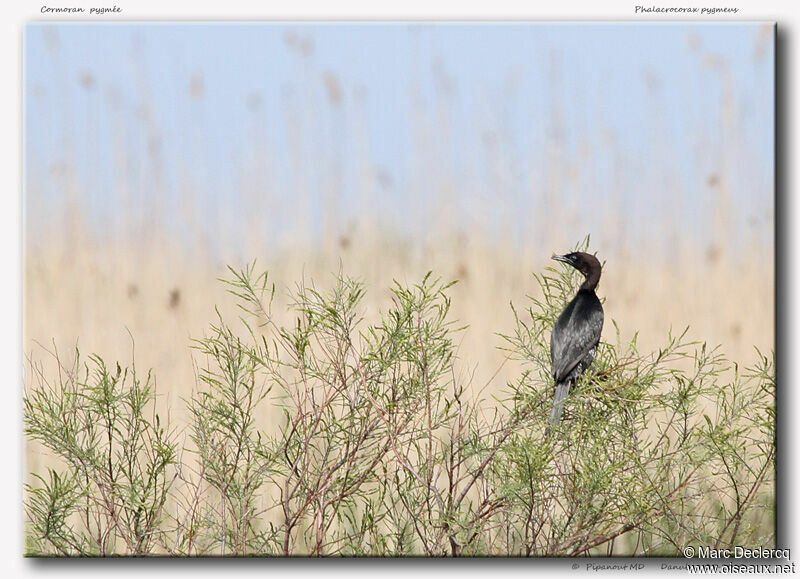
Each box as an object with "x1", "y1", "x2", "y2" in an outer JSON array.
[{"x1": 552, "y1": 254, "x2": 573, "y2": 265}]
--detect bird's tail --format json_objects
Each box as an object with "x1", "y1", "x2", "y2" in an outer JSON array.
[{"x1": 547, "y1": 381, "x2": 571, "y2": 430}]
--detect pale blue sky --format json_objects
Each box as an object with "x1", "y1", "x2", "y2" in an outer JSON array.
[{"x1": 24, "y1": 22, "x2": 774, "y2": 257}]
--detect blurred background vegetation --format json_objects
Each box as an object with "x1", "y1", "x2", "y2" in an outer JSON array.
[{"x1": 23, "y1": 23, "x2": 774, "y2": 517}]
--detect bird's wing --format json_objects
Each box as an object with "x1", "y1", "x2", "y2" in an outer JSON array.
[{"x1": 550, "y1": 295, "x2": 604, "y2": 384}]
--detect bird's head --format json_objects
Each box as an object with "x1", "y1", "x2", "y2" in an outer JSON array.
[{"x1": 552, "y1": 252, "x2": 602, "y2": 288}]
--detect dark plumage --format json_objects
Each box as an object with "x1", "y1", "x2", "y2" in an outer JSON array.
[{"x1": 548, "y1": 251, "x2": 604, "y2": 429}]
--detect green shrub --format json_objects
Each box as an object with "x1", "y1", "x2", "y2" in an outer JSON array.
[
  {"x1": 24, "y1": 251, "x2": 774, "y2": 556},
  {"x1": 24, "y1": 352, "x2": 176, "y2": 555}
]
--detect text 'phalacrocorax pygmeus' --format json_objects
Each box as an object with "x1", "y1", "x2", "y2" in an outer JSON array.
[{"x1": 548, "y1": 251, "x2": 604, "y2": 429}]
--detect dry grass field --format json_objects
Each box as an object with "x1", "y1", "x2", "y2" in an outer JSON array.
[
  {"x1": 23, "y1": 226, "x2": 774, "y2": 478},
  {"x1": 22, "y1": 225, "x2": 775, "y2": 555}
]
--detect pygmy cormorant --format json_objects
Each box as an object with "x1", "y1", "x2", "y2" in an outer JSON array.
[{"x1": 548, "y1": 251, "x2": 604, "y2": 428}]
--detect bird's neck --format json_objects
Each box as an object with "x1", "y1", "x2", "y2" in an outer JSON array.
[{"x1": 580, "y1": 270, "x2": 601, "y2": 292}]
